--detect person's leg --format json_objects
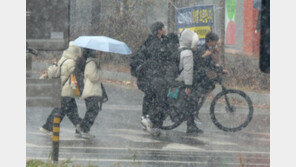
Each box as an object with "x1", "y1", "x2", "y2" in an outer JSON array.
[
  {"x1": 185, "y1": 92, "x2": 203, "y2": 134},
  {"x1": 150, "y1": 85, "x2": 168, "y2": 128},
  {"x1": 79, "y1": 97, "x2": 100, "y2": 133},
  {"x1": 41, "y1": 97, "x2": 70, "y2": 134},
  {"x1": 141, "y1": 89, "x2": 162, "y2": 136},
  {"x1": 42, "y1": 96, "x2": 75, "y2": 131},
  {"x1": 142, "y1": 91, "x2": 154, "y2": 117},
  {"x1": 42, "y1": 108, "x2": 65, "y2": 131},
  {"x1": 186, "y1": 112, "x2": 203, "y2": 134},
  {"x1": 63, "y1": 97, "x2": 82, "y2": 127}
]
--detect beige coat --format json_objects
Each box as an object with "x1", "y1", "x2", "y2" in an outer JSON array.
[
  {"x1": 81, "y1": 57, "x2": 102, "y2": 99},
  {"x1": 59, "y1": 44, "x2": 81, "y2": 98}
]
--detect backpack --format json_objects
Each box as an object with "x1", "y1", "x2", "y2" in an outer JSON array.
[
  {"x1": 165, "y1": 47, "x2": 191, "y2": 86},
  {"x1": 47, "y1": 58, "x2": 71, "y2": 87},
  {"x1": 47, "y1": 59, "x2": 68, "y2": 79},
  {"x1": 130, "y1": 35, "x2": 156, "y2": 78},
  {"x1": 129, "y1": 44, "x2": 148, "y2": 78}
]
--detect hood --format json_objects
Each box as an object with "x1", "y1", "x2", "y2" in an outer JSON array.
[
  {"x1": 179, "y1": 29, "x2": 199, "y2": 49},
  {"x1": 62, "y1": 42, "x2": 82, "y2": 60}
]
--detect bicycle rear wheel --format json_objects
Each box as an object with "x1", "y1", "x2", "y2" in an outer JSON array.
[
  {"x1": 210, "y1": 89, "x2": 253, "y2": 132},
  {"x1": 159, "y1": 106, "x2": 185, "y2": 130}
]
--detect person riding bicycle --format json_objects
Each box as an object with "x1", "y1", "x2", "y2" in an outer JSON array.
[
  {"x1": 174, "y1": 29, "x2": 203, "y2": 134},
  {"x1": 193, "y1": 32, "x2": 228, "y2": 95},
  {"x1": 192, "y1": 32, "x2": 228, "y2": 119}
]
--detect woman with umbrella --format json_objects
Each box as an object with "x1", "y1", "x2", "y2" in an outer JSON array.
[
  {"x1": 74, "y1": 48, "x2": 103, "y2": 139},
  {"x1": 72, "y1": 36, "x2": 131, "y2": 138},
  {"x1": 40, "y1": 36, "x2": 131, "y2": 139}
]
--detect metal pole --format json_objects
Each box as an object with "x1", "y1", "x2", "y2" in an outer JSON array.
[
  {"x1": 219, "y1": 0, "x2": 226, "y2": 66},
  {"x1": 52, "y1": 112, "x2": 61, "y2": 164},
  {"x1": 168, "y1": 0, "x2": 176, "y2": 33}
]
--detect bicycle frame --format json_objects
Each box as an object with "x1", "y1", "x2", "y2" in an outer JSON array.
[{"x1": 193, "y1": 74, "x2": 234, "y2": 116}]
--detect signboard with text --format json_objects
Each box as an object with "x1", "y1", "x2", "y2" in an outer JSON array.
[{"x1": 176, "y1": 5, "x2": 215, "y2": 44}]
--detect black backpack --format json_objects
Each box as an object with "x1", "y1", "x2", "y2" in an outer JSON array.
[
  {"x1": 129, "y1": 45, "x2": 148, "y2": 78},
  {"x1": 130, "y1": 36, "x2": 156, "y2": 78}
]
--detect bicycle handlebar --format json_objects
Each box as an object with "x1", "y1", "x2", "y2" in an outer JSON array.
[
  {"x1": 27, "y1": 48, "x2": 38, "y2": 56},
  {"x1": 210, "y1": 73, "x2": 227, "y2": 85}
]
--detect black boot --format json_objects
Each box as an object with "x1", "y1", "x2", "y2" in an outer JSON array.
[
  {"x1": 186, "y1": 115, "x2": 203, "y2": 134},
  {"x1": 186, "y1": 124, "x2": 203, "y2": 134}
]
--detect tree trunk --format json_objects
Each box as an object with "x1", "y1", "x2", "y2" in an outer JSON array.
[
  {"x1": 168, "y1": 0, "x2": 176, "y2": 33},
  {"x1": 91, "y1": 0, "x2": 101, "y2": 35}
]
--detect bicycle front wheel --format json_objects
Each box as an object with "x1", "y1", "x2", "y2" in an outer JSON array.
[{"x1": 210, "y1": 89, "x2": 253, "y2": 132}]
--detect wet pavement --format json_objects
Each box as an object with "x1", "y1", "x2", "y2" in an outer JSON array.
[{"x1": 26, "y1": 83, "x2": 270, "y2": 167}]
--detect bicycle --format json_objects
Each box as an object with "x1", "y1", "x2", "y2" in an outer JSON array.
[{"x1": 159, "y1": 74, "x2": 254, "y2": 132}]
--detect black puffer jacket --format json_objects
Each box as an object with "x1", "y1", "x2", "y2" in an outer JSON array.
[
  {"x1": 140, "y1": 35, "x2": 170, "y2": 80},
  {"x1": 193, "y1": 44, "x2": 223, "y2": 86}
]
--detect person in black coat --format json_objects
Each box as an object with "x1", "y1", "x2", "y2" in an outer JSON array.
[
  {"x1": 188, "y1": 32, "x2": 228, "y2": 133},
  {"x1": 139, "y1": 21, "x2": 171, "y2": 136}
]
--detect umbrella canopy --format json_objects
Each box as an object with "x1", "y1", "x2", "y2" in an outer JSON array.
[{"x1": 72, "y1": 36, "x2": 132, "y2": 55}]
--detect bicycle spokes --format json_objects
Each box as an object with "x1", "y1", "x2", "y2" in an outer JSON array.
[
  {"x1": 210, "y1": 90, "x2": 253, "y2": 132},
  {"x1": 224, "y1": 94, "x2": 235, "y2": 113}
]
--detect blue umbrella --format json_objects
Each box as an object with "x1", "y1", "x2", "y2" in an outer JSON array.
[{"x1": 72, "y1": 36, "x2": 132, "y2": 55}]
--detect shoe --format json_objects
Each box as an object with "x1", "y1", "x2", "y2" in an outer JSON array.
[
  {"x1": 143, "y1": 116, "x2": 161, "y2": 137},
  {"x1": 76, "y1": 125, "x2": 95, "y2": 139},
  {"x1": 150, "y1": 127, "x2": 161, "y2": 137},
  {"x1": 74, "y1": 130, "x2": 81, "y2": 138},
  {"x1": 40, "y1": 127, "x2": 52, "y2": 136},
  {"x1": 194, "y1": 116, "x2": 203, "y2": 125},
  {"x1": 80, "y1": 132, "x2": 95, "y2": 139},
  {"x1": 186, "y1": 125, "x2": 203, "y2": 134}
]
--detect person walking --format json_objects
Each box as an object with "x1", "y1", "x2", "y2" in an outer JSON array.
[
  {"x1": 139, "y1": 21, "x2": 171, "y2": 136},
  {"x1": 75, "y1": 49, "x2": 103, "y2": 139},
  {"x1": 40, "y1": 42, "x2": 83, "y2": 136}
]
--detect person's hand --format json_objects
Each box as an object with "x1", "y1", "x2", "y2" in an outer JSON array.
[
  {"x1": 185, "y1": 88, "x2": 191, "y2": 95},
  {"x1": 214, "y1": 46, "x2": 219, "y2": 53},
  {"x1": 39, "y1": 70, "x2": 48, "y2": 79},
  {"x1": 202, "y1": 50, "x2": 212, "y2": 58},
  {"x1": 222, "y1": 69, "x2": 229, "y2": 75},
  {"x1": 39, "y1": 73, "x2": 48, "y2": 79}
]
